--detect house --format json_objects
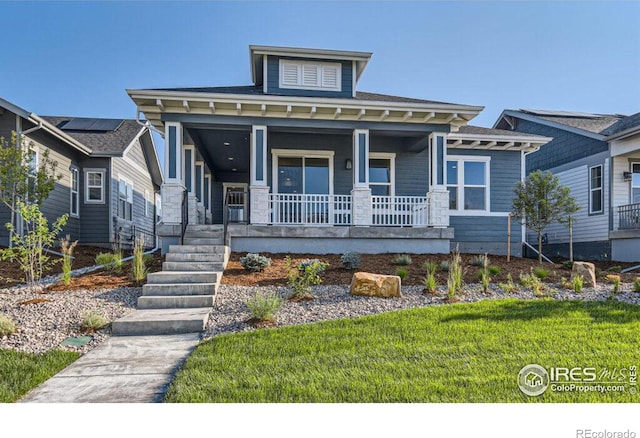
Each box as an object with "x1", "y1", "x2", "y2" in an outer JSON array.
[
  {"x1": 127, "y1": 45, "x2": 549, "y2": 256},
  {"x1": 0, "y1": 97, "x2": 163, "y2": 249},
  {"x1": 494, "y1": 109, "x2": 640, "y2": 262}
]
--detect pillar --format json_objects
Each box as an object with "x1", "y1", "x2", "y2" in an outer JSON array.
[
  {"x1": 250, "y1": 125, "x2": 270, "y2": 224},
  {"x1": 428, "y1": 132, "x2": 449, "y2": 228},
  {"x1": 351, "y1": 129, "x2": 372, "y2": 226}
]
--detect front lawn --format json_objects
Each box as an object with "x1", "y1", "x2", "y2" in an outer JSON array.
[
  {"x1": 0, "y1": 349, "x2": 79, "y2": 402},
  {"x1": 166, "y1": 299, "x2": 640, "y2": 402}
]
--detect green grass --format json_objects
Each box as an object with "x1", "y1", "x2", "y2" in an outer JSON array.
[
  {"x1": 0, "y1": 349, "x2": 79, "y2": 402},
  {"x1": 166, "y1": 299, "x2": 640, "y2": 403}
]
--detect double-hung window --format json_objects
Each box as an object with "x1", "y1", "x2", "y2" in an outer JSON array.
[
  {"x1": 85, "y1": 169, "x2": 105, "y2": 203},
  {"x1": 118, "y1": 177, "x2": 133, "y2": 221},
  {"x1": 70, "y1": 167, "x2": 79, "y2": 217},
  {"x1": 447, "y1": 156, "x2": 490, "y2": 212},
  {"x1": 589, "y1": 165, "x2": 603, "y2": 214},
  {"x1": 369, "y1": 153, "x2": 395, "y2": 196},
  {"x1": 631, "y1": 163, "x2": 640, "y2": 204}
]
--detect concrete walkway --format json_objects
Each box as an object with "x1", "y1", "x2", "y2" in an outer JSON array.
[{"x1": 21, "y1": 333, "x2": 200, "y2": 403}]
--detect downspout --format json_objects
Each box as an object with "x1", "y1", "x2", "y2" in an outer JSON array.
[{"x1": 135, "y1": 110, "x2": 163, "y2": 136}]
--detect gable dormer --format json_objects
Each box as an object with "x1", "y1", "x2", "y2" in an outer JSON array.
[{"x1": 250, "y1": 45, "x2": 372, "y2": 98}]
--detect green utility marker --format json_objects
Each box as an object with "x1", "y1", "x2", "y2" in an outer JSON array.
[{"x1": 61, "y1": 336, "x2": 93, "y2": 347}]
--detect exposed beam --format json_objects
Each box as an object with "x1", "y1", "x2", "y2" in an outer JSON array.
[
  {"x1": 485, "y1": 141, "x2": 497, "y2": 149},
  {"x1": 357, "y1": 109, "x2": 366, "y2": 120},
  {"x1": 182, "y1": 100, "x2": 190, "y2": 112},
  {"x1": 261, "y1": 104, "x2": 266, "y2": 116},
  {"x1": 423, "y1": 112, "x2": 435, "y2": 123},
  {"x1": 444, "y1": 113, "x2": 458, "y2": 123},
  {"x1": 402, "y1": 111, "x2": 413, "y2": 122},
  {"x1": 310, "y1": 106, "x2": 317, "y2": 118},
  {"x1": 208, "y1": 101, "x2": 215, "y2": 114},
  {"x1": 379, "y1": 110, "x2": 389, "y2": 121},
  {"x1": 236, "y1": 103, "x2": 242, "y2": 115},
  {"x1": 470, "y1": 140, "x2": 480, "y2": 147},
  {"x1": 156, "y1": 99, "x2": 164, "y2": 111},
  {"x1": 450, "y1": 139, "x2": 462, "y2": 147},
  {"x1": 334, "y1": 107, "x2": 342, "y2": 120}
]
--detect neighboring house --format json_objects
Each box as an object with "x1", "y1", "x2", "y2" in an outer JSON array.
[
  {"x1": 128, "y1": 45, "x2": 549, "y2": 255},
  {"x1": 0, "y1": 97, "x2": 163, "y2": 249},
  {"x1": 494, "y1": 109, "x2": 640, "y2": 262}
]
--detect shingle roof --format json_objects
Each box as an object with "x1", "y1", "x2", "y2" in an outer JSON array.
[
  {"x1": 456, "y1": 125, "x2": 546, "y2": 138},
  {"x1": 518, "y1": 109, "x2": 623, "y2": 134},
  {"x1": 151, "y1": 85, "x2": 458, "y2": 106},
  {"x1": 41, "y1": 116, "x2": 143, "y2": 155},
  {"x1": 602, "y1": 112, "x2": 640, "y2": 137}
]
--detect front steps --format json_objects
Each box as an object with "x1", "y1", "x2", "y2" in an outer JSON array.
[{"x1": 112, "y1": 225, "x2": 228, "y2": 336}]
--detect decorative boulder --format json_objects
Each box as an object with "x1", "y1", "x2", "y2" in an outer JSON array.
[
  {"x1": 350, "y1": 272, "x2": 402, "y2": 298},
  {"x1": 571, "y1": 262, "x2": 597, "y2": 288}
]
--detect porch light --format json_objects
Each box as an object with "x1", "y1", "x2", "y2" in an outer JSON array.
[
  {"x1": 223, "y1": 142, "x2": 230, "y2": 146},
  {"x1": 232, "y1": 168, "x2": 237, "y2": 172},
  {"x1": 624, "y1": 171, "x2": 632, "y2": 182},
  {"x1": 345, "y1": 159, "x2": 353, "y2": 170},
  {"x1": 228, "y1": 157, "x2": 234, "y2": 161}
]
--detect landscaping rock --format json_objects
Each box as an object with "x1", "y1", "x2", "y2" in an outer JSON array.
[
  {"x1": 350, "y1": 272, "x2": 402, "y2": 298},
  {"x1": 571, "y1": 262, "x2": 597, "y2": 287}
]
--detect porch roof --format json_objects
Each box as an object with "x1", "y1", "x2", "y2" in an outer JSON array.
[
  {"x1": 126, "y1": 86, "x2": 484, "y2": 134},
  {"x1": 448, "y1": 125, "x2": 551, "y2": 152}
]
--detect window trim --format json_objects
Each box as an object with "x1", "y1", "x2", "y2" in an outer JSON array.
[
  {"x1": 117, "y1": 175, "x2": 134, "y2": 222},
  {"x1": 630, "y1": 162, "x2": 640, "y2": 205},
  {"x1": 70, "y1": 166, "x2": 79, "y2": 217},
  {"x1": 84, "y1": 168, "x2": 105, "y2": 204},
  {"x1": 369, "y1": 152, "x2": 396, "y2": 197},
  {"x1": 279, "y1": 59, "x2": 341, "y2": 92},
  {"x1": 589, "y1": 164, "x2": 604, "y2": 215},
  {"x1": 271, "y1": 149, "x2": 334, "y2": 195},
  {"x1": 447, "y1": 155, "x2": 491, "y2": 214}
]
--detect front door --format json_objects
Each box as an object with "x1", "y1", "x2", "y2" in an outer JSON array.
[{"x1": 223, "y1": 183, "x2": 248, "y2": 223}]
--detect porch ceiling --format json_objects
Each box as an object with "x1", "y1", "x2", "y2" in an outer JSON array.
[{"x1": 187, "y1": 127, "x2": 250, "y2": 174}]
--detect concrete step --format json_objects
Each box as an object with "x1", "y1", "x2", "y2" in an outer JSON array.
[
  {"x1": 182, "y1": 237, "x2": 224, "y2": 246},
  {"x1": 186, "y1": 225, "x2": 224, "y2": 232},
  {"x1": 137, "y1": 295, "x2": 215, "y2": 309},
  {"x1": 162, "y1": 261, "x2": 224, "y2": 272},
  {"x1": 168, "y1": 245, "x2": 228, "y2": 254},
  {"x1": 142, "y1": 283, "x2": 216, "y2": 296},
  {"x1": 146, "y1": 271, "x2": 218, "y2": 284},
  {"x1": 165, "y1": 252, "x2": 226, "y2": 263},
  {"x1": 183, "y1": 230, "x2": 224, "y2": 239},
  {"x1": 112, "y1": 308, "x2": 211, "y2": 336}
]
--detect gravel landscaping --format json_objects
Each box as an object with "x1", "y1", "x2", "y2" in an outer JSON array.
[
  {"x1": 0, "y1": 286, "x2": 141, "y2": 354},
  {"x1": 204, "y1": 283, "x2": 640, "y2": 339}
]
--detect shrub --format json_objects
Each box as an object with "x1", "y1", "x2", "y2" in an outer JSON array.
[
  {"x1": 391, "y1": 254, "x2": 412, "y2": 266},
  {"x1": 533, "y1": 267, "x2": 551, "y2": 280},
  {"x1": 0, "y1": 202, "x2": 68, "y2": 287},
  {"x1": 498, "y1": 273, "x2": 517, "y2": 293},
  {"x1": 488, "y1": 265, "x2": 501, "y2": 276},
  {"x1": 60, "y1": 235, "x2": 78, "y2": 286},
  {"x1": 286, "y1": 257, "x2": 328, "y2": 300},
  {"x1": 469, "y1": 255, "x2": 487, "y2": 267},
  {"x1": 96, "y1": 249, "x2": 122, "y2": 274},
  {"x1": 0, "y1": 314, "x2": 16, "y2": 337},
  {"x1": 609, "y1": 265, "x2": 622, "y2": 273},
  {"x1": 395, "y1": 267, "x2": 408, "y2": 280},
  {"x1": 439, "y1": 260, "x2": 451, "y2": 272},
  {"x1": 572, "y1": 274, "x2": 583, "y2": 293},
  {"x1": 559, "y1": 277, "x2": 572, "y2": 289},
  {"x1": 423, "y1": 261, "x2": 437, "y2": 294},
  {"x1": 246, "y1": 291, "x2": 284, "y2": 322},
  {"x1": 81, "y1": 311, "x2": 109, "y2": 333},
  {"x1": 340, "y1": 252, "x2": 361, "y2": 270},
  {"x1": 634, "y1": 278, "x2": 640, "y2": 293},
  {"x1": 606, "y1": 274, "x2": 621, "y2": 294},
  {"x1": 520, "y1": 273, "x2": 544, "y2": 296},
  {"x1": 446, "y1": 251, "x2": 464, "y2": 301},
  {"x1": 475, "y1": 254, "x2": 492, "y2": 294},
  {"x1": 562, "y1": 261, "x2": 574, "y2": 270},
  {"x1": 240, "y1": 253, "x2": 271, "y2": 272},
  {"x1": 131, "y1": 235, "x2": 148, "y2": 282}
]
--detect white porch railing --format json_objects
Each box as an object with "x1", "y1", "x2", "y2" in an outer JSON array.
[
  {"x1": 372, "y1": 195, "x2": 430, "y2": 226},
  {"x1": 270, "y1": 194, "x2": 352, "y2": 225}
]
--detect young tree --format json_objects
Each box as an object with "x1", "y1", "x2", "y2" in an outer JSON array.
[
  {"x1": 0, "y1": 131, "x2": 61, "y2": 244},
  {"x1": 512, "y1": 170, "x2": 580, "y2": 263}
]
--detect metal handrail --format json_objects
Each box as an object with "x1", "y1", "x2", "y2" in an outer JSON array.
[
  {"x1": 224, "y1": 190, "x2": 248, "y2": 246},
  {"x1": 181, "y1": 188, "x2": 188, "y2": 244}
]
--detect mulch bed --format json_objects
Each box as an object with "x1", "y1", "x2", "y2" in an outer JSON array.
[{"x1": 221, "y1": 252, "x2": 640, "y2": 287}]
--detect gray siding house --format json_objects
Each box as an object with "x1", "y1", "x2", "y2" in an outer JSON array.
[
  {"x1": 128, "y1": 45, "x2": 548, "y2": 256},
  {"x1": 0, "y1": 97, "x2": 163, "y2": 249},
  {"x1": 495, "y1": 109, "x2": 640, "y2": 262}
]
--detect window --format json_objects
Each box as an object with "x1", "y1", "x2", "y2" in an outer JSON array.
[
  {"x1": 447, "y1": 156, "x2": 490, "y2": 212},
  {"x1": 369, "y1": 153, "x2": 395, "y2": 196},
  {"x1": 70, "y1": 167, "x2": 79, "y2": 217},
  {"x1": 85, "y1": 170, "x2": 104, "y2": 203},
  {"x1": 155, "y1": 193, "x2": 162, "y2": 222},
  {"x1": 118, "y1": 177, "x2": 133, "y2": 221},
  {"x1": 632, "y1": 163, "x2": 640, "y2": 204},
  {"x1": 279, "y1": 60, "x2": 341, "y2": 91},
  {"x1": 589, "y1": 165, "x2": 603, "y2": 214},
  {"x1": 144, "y1": 189, "x2": 150, "y2": 217}
]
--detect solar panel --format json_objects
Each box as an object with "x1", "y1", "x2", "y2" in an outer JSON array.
[
  {"x1": 521, "y1": 109, "x2": 600, "y2": 119},
  {"x1": 62, "y1": 118, "x2": 123, "y2": 131}
]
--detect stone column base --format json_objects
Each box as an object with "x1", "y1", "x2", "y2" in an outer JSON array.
[
  {"x1": 428, "y1": 189, "x2": 449, "y2": 228},
  {"x1": 250, "y1": 185, "x2": 270, "y2": 225},
  {"x1": 351, "y1": 187, "x2": 372, "y2": 226}
]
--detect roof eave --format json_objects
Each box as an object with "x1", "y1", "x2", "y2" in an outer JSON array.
[
  {"x1": 497, "y1": 109, "x2": 607, "y2": 141},
  {"x1": 605, "y1": 126, "x2": 640, "y2": 142}
]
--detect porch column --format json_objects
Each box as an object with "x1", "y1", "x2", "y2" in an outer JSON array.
[
  {"x1": 204, "y1": 171, "x2": 212, "y2": 225},
  {"x1": 160, "y1": 122, "x2": 184, "y2": 226},
  {"x1": 428, "y1": 132, "x2": 449, "y2": 228},
  {"x1": 351, "y1": 129, "x2": 372, "y2": 226},
  {"x1": 250, "y1": 125, "x2": 269, "y2": 225},
  {"x1": 183, "y1": 145, "x2": 199, "y2": 225},
  {"x1": 195, "y1": 160, "x2": 205, "y2": 224}
]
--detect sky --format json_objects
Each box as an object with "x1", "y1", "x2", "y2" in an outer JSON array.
[{"x1": 1, "y1": 0, "x2": 639, "y2": 159}]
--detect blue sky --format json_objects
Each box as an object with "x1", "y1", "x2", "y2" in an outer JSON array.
[{"x1": 1, "y1": 1, "x2": 639, "y2": 151}]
